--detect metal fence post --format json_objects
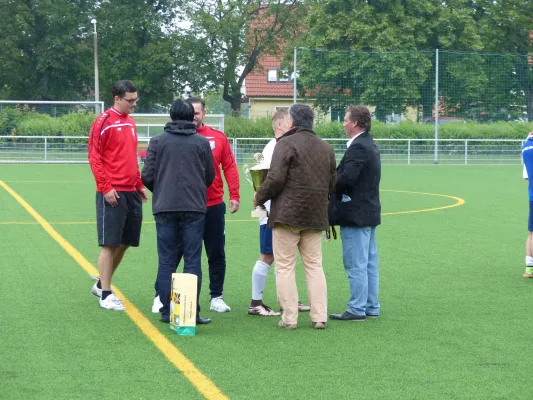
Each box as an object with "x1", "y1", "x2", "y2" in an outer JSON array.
[
  {"x1": 434, "y1": 49, "x2": 439, "y2": 164},
  {"x1": 293, "y1": 47, "x2": 297, "y2": 104},
  {"x1": 408, "y1": 140, "x2": 411, "y2": 165},
  {"x1": 44, "y1": 137, "x2": 48, "y2": 161},
  {"x1": 464, "y1": 140, "x2": 468, "y2": 165}
]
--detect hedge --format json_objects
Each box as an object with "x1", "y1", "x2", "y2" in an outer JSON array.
[
  {"x1": 225, "y1": 116, "x2": 533, "y2": 140},
  {"x1": 2, "y1": 109, "x2": 532, "y2": 140},
  {"x1": 0, "y1": 107, "x2": 95, "y2": 136}
]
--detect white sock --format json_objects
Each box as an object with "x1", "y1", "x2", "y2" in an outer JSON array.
[
  {"x1": 252, "y1": 261, "x2": 270, "y2": 301},
  {"x1": 526, "y1": 256, "x2": 533, "y2": 267}
]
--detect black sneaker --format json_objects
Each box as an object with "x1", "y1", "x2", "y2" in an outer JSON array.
[
  {"x1": 160, "y1": 314, "x2": 170, "y2": 323},
  {"x1": 329, "y1": 311, "x2": 366, "y2": 321},
  {"x1": 196, "y1": 316, "x2": 211, "y2": 325}
]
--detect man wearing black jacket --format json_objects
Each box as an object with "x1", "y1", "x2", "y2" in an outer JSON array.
[
  {"x1": 329, "y1": 105, "x2": 381, "y2": 322},
  {"x1": 141, "y1": 99, "x2": 215, "y2": 324}
]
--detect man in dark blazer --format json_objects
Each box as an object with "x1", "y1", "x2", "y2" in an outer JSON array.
[{"x1": 329, "y1": 105, "x2": 381, "y2": 322}]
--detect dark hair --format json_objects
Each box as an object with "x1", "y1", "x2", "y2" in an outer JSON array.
[
  {"x1": 186, "y1": 97, "x2": 206, "y2": 110},
  {"x1": 289, "y1": 104, "x2": 314, "y2": 129},
  {"x1": 112, "y1": 80, "x2": 137, "y2": 98},
  {"x1": 346, "y1": 105, "x2": 372, "y2": 132},
  {"x1": 170, "y1": 99, "x2": 194, "y2": 122}
]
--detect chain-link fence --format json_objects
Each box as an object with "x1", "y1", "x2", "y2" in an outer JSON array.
[
  {"x1": 1, "y1": 136, "x2": 524, "y2": 165},
  {"x1": 294, "y1": 48, "x2": 531, "y2": 124}
]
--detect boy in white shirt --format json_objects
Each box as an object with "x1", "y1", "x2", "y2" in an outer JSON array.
[{"x1": 248, "y1": 108, "x2": 310, "y2": 316}]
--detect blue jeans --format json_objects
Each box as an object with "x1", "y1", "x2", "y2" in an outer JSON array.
[
  {"x1": 154, "y1": 212, "x2": 205, "y2": 317},
  {"x1": 339, "y1": 226, "x2": 380, "y2": 316}
]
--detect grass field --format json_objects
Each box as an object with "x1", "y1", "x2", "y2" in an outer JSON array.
[{"x1": 1, "y1": 164, "x2": 533, "y2": 399}]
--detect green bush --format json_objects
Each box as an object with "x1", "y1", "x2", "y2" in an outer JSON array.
[
  {"x1": 225, "y1": 116, "x2": 533, "y2": 139},
  {"x1": 5, "y1": 110, "x2": 96, "y2": 137},
  {"x1": 60, "y1": 111, "x2": 96, "y2": 136},
  {"x1": 16, "y1": 114, "x2": 63, "y2": 136},
  {"x1": 4, "y1": 110, "x2": 533, "y2": 140},
  {"x1": 0, "y1": 105, "x2": 37, "y2": 135},
  {"x1": 224, "y1": 116, "x2": 273, "y2": 138}
]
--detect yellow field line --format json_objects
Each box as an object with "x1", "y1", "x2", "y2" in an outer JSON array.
[
  {"x1": 0, "y1": 189, "x2": 465, "y2": 226},
  {"x1": 0, "y1": 220, "x2": 257, "y2": 225},
  {"x1": 0, "y1": 180, "x2": 228, "y2": 400},
  {"x1": 380, "y1": 189, "x2": 465, "y2": 215}
]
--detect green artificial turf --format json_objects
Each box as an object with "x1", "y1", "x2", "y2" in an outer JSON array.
[{"x1": 1, "y1": 164, "x2": 532, "y2": 399}]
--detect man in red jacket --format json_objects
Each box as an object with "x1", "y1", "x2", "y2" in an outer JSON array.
[
  {"x1": 187, "y1": 97, "x2": 240, "y2": 313},
  {"x1": 88, "y1": 80, "x2": 148, "y2": 311}
]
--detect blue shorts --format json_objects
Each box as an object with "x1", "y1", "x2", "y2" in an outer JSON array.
[
  {"x1": 529, "y1": 201, "x2": 533, "y2": 232},
  {"x1": 260, "y1": 224, "x2": 273, "y2": 255}
]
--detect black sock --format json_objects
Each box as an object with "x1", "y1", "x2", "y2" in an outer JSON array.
[
  {"x1": 96, "y1": 280, "x2": 102, "y2": 289},
  {"x1": 101, "y1": 290, "x2": 112, "y2": 300}
]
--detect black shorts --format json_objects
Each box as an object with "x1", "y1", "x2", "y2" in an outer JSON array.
[{"x1": 96, "y1": 191, "x2": 143, "y2": 247}]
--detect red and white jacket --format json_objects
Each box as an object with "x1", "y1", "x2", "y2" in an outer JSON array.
[
  {"x1": 197, "y1": 124, "x2": 240, "y2": 207},
  {"x1": 88, "y1": 107, "x2": 144, "y2": 194}
]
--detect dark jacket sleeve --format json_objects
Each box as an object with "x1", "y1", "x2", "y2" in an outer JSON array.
[
  {"x1": 329, "y1": 148, "x2": 337, "y2": 194},
  {"x1": 204, "y1": 141, "x2": 216, "y2": 188},
  {"x1": 335, "y1": 142, "x2": 366, "y2": 197},
  {"x1": 255, "y1": 140, "x2": 292, "y2": 206},
  {"x1": 141, "y1": 137, "x2": 158, "y2": 192}
]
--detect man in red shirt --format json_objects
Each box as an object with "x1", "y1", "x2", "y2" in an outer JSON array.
[
  {"x1": 88, "y1": 80, "x2": 148, "y2": 311},
  {"x1": 187, "y1": 98, "x2": 240, "y2": 313}
]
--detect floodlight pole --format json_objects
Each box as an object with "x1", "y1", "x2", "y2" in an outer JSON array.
[{"x1": 91, "y1": 19, "x2": 100, "y2": 114}]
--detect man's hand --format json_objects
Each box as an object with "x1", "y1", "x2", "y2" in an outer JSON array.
[
  {"x1": 104, "y1": 189, "x2": 120, "y2": 207},
  {"x1": 138, "y1": 188, "x2": 149, "y2": 203},
  {"x1": 229, "y1": 199, "x2": 240, "y2": 213}
]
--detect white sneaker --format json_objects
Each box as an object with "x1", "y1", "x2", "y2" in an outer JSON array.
[
  {"x1": 210, "y1": 296, "x2": 231, "y2": 312},
  {"x1": 90, "y1": 276, "x2": 120, "y2": 301},
  {"x1": 152, "y1": 295, "x2": 164, "y2": 313},
  {"x1": 99, "y1": 294, "x2": 126, "y2": 311},
  {"x1": 90, "y1": 282, "x2": 102, "y2": 298}
]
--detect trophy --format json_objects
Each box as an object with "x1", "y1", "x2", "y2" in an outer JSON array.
[{"x1": 243, "y1": 153, "x2": 269, "y2": 218}]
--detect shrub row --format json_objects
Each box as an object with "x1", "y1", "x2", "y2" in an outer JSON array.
[
  {"x1": 0, "y1": 107, "x2": 95, "y2": 136},
  {"x1": 226, "y1": 116, "x2": 533, "y2": 139},
  {"x1": 2, "y1": 109, "x2": 532, "y2": 140}
]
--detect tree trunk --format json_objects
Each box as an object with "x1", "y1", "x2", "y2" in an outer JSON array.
[{"x1": 222, "y1": 88, "x2": 242, "y2": 116}]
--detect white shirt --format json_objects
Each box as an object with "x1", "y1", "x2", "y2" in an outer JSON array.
[
  {"x1": 262, "y1": 138, "x2": 276, "y2": 167},
  {"x1": 259, "y1": 138, "x2": 276, "y2": 225},
  {"x1": 347, "y1": 131, "x2": 365, "y2": 148}
]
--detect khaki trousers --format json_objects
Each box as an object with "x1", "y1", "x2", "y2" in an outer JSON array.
[{"x1": 273, "y1": 224, "x2": 327, "y2": 325}]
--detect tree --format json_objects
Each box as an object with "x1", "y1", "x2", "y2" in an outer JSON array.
[
  {"x1": 296, "y1": 0, "x2": 486, "y2": 121},
  {"x1": 0, "y1": 0, "x2": 93, "y2": 100},
  {"x1": 93, "y1": 0, "x2": 180, "y2": 110},
  {"x1": 174, "y1": 0, "x2": 305, "y2": 114},
  {"x1": 474, "y1": 0, "x2": 533, "y2": 120},
  {"x1": 0, "y1": 0, "x2": 182, "y2": 110}
]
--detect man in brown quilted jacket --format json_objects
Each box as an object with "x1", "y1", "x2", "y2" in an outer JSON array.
[{"x1": 254, "y1": 104, "x2": 337, "y2": 329}]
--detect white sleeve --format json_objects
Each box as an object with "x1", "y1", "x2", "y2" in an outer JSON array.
[
  {"x1": 261, "y1": 139, "x2": 277, "y2": 168},
  {"x1": 524, "y1": 165, "x2": 529, "y2": 180}
]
